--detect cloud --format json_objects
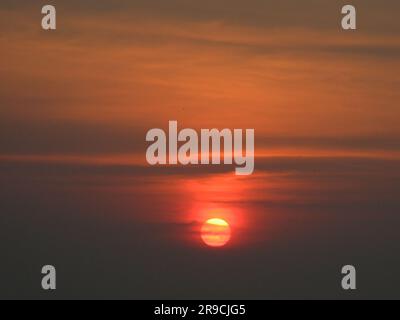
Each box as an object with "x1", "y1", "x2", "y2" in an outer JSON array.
[{"x1": 3, "y1": 0, "x2": 400, "y2": 34}]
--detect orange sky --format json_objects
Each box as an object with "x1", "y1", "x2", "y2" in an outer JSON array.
[{"x1": 1, "y1": 1, "x2": 400, "y2": 163}]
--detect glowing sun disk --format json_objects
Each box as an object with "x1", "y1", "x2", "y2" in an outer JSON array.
[{"x1": 201, "y1": 218, "x2": 231, "y2": 247}]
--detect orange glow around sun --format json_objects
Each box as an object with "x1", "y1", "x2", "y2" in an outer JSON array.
[{"x1": 201, "y1": 218, "x2": 231, "y2": 247}]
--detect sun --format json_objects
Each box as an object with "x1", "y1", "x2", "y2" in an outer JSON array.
[{"x1": 201, "y1": 218, "x2": 231, "y2": 247}]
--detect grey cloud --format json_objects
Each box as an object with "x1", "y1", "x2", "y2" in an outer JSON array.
[
  {"x1": 2, "y1": 116, "x2": 400, "y2": 155},
  {"x1": 1, "y1": 0, "x2": 400, "y2": 34}
]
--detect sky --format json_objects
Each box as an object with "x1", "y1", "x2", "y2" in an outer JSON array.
[{"x1": 0, "y1": 1, "x2": 400, "y2": 299}]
